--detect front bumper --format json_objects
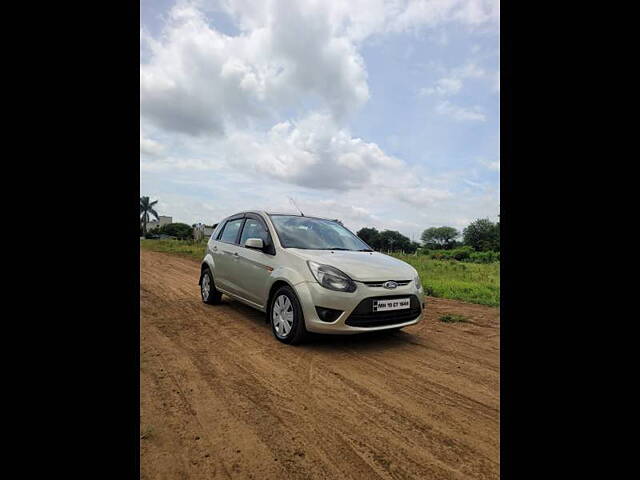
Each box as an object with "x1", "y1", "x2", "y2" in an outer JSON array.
[{"x1": 293, "y1": 280, "x2": 425, "y2": 334}]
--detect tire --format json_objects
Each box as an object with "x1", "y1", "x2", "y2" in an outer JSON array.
[
  {"x1": 269, "y1": 286, "x2": 307, "y2": 345},
  {"x1": 200, "y1": 267, "x2": 222, "y2": 305}
]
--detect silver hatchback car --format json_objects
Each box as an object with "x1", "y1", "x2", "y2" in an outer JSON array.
[{"x1": 199, "y1": 211, "x2": 425, "y2": 344}]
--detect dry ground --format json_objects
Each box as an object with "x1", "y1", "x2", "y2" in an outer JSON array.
[{"x1": 140, "y1": 249, "x2": 499, "y2": 480}]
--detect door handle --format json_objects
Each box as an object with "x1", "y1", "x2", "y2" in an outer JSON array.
[{"x1": 212, "y1": 246, "x2": 217, "y2": 251}]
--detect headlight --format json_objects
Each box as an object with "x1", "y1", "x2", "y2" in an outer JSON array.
[
  {"x1": 307, "y1": 261, "x2": 357, "y2": 292},
  {"x1": 414, "y1": 273, "x2": 422, "y2": 289}
]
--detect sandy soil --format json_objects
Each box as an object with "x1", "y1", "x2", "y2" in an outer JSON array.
[{"x1": 140, "y1": 249, "x2": 499, "y2": 479}]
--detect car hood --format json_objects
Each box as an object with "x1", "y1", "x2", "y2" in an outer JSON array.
[{"x1": 288, "y1": 249, "x2": 416, "y2": 282}]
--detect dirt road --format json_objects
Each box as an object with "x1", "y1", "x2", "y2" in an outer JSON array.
[{"x1": 140, "y1": 249, "x2": 499, "y2": 479}]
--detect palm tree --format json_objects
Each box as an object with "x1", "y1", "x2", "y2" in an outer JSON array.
[{"x1": 140, "y1": 196, "x2": 159, "y2": 235}]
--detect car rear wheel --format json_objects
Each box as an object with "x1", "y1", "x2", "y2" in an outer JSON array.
[
  {"x1": 200, "y1": 268, "x2": 222, "y2": 305},
  {"x1": 270, "y1": 286, "x2": 307, "y2": 345}
]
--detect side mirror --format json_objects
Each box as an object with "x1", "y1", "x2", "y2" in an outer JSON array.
[{"x1": 244, "y1": 238, "x2": 264, "y2": 250}]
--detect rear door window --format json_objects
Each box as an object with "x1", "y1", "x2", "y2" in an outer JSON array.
[{"x1": 218, "y1": 219, "x2": 244, "y2": 244}]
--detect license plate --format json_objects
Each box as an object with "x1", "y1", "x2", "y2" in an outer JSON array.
[{"x1": 373, "y1": 298, "x2": 410, "y2": 312}]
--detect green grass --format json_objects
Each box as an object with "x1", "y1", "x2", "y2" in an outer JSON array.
[
  {"x1": 391, "y1": 253, "x2": 500, "y2": 307},
  {"x1": 140, "y1": 239, "x2": 500, "y2": 307},
  {"x1": 439, "y1": 314, "x2": 469, "y2": 323},
  {"x1": 140, "y1": 238, "x2": 206, "y2": 261}
]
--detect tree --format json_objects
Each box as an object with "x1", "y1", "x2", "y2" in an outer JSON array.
[
  {"x1": 421, "y1": 226, "x2": 459, "y2": 250},
  {"x1": 140, "y1": 196, "x2": 159, "y2": 235},
  {"x1": 357, "y1": 227, "x2": 417, "y2": 253},
  {"x1": 158, "y1": 223, "x2": 193, "y2": 240},
  {"x1": 357, "y1": 227, "x2": 381, "y2": 249},
  {"x1": 378, "y1": 230, "x2": 414, "y2": 253},
  {"x1": 463, "y1": 219, "x2": 499, "y2": 251}
]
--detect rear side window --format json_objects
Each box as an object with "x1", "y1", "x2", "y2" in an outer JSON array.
[
  {"x1": 218, "y1": 219, "x2": 244, "y2": 244},
  {"x1": 239, "y1": 219, "x2": 270, "y2": 246}
]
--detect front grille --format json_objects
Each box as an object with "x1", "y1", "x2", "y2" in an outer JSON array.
[
  {"x1": 345, "y1": 295, "x2": 421, "y2": 328},
  {"x1": 363, "y1": 280, "x2": 411, "y2": 287}
]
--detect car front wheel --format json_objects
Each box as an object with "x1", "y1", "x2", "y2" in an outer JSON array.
[{"x1": 270, "y1": 286, "x2": 307, "y2": 345}]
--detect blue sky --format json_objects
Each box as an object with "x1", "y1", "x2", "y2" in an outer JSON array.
[{"x1": 140, "y1": 0, "x2": 499, "y2": 241}]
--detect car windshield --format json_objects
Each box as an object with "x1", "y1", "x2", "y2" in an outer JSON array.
[{"x1": 269, "y1": 215, "x2": 372, "y2": 251}]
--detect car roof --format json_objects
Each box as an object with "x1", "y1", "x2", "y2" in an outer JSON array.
[
  {"x1": 224, "y1": 210, "x2": 335, "y2": 222},
  {"x1": 263, "y1": 211, "x2": 337, "y2": 221}
]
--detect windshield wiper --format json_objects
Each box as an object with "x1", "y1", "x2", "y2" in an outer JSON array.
[{"x1": 357, "y1": 249, "x2": 373, "y2": 252}]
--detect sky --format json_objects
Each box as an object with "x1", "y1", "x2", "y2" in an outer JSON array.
[{"x1": 140, "y1": 0, "x2": 500, "y2": 241}]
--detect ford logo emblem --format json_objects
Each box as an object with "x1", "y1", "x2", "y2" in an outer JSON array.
[{"x1": 383, "y1": 281, "x2": 398, "y2": 289}]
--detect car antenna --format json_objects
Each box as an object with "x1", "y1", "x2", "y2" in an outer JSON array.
[{"x1": 288, "y1": 197, "x2": 304, "y2": 216}]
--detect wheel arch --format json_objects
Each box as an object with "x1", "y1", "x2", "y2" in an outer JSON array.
[
  {"x1": 198, "y1": 254, "x2": 216, "y2": 285},
  {"x1": 265, "y1": 279, "x2": 297, "y2": 323}
]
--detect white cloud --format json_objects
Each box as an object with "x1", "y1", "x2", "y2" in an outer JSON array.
[
  {"x1": 480, "y1": 159, "x2": 500, "y2": 171},
  {"x1": 141, "y1": 1, "x2": 500, "y2": 137},
  {"x1": 435, "y1": 100, "x2": 486, "y2": 121},
  {"x1": 223, "y1": 113, "x2": 404, "y2": 190},
  {"x1": 140, "y1": 159, "x2": 496, "y2": 239},
  {"x1": 139, "y1": 0, "x2": 500, "y2": 237},
  {"x1": 463, "y1": 178, "x2": 484, "y2": 188},
  {"x1": 393, "y1": 186, "x2": 453, "y2": 207},
  {"x1": 421, "y1": 61, "x2": 490, "y2": 97},
  {"x1": 387, "y1": 0, "x2": 500, "y2": 33},
  {"x1": 455, "y1": 62, "x2": 486, "y2": 79},
  {"x1": 219, "y1": 0, "x2": 499, "y2": 44},
  {"x1": 139, "y1": 108, "x2": 460, "y2": 226},
  {"x1": 421, "y1": 77, "x2": 463, "y2": 96},
  {"x1": 140, "y1": 1, "x2": 370, "y2": 136},
  {"x1": 140, "y1": 133, "x2": 165, "y2": 156},
  {"x1": 140, "y1": 156, "x2": 224, "y2": 172},
  {"x1": 293, "y1": 199, "x2": 380, "y2": 227}
]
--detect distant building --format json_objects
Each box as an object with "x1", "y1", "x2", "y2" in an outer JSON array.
[
  {"x1": 147, "y1": 215, "x2": 172, "y2": 231},
  {"x1": 193, "y1": 222, "x2": 216, "y2": 241}
]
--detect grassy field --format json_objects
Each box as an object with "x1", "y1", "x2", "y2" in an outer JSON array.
[
  {"x1": 391, "y1": 253, "x2": 500, "y2": 307},
  {"x1": 140, "y1": 238, "x2": 206, "y2": 260},
  {"x1": 140, "y1": 240, "x2": 500, "y2": 307}
]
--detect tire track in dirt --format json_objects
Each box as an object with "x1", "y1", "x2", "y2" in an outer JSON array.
[
  {"x1": 155, "y1": 312, "x2": 387, "y2": 478},
  {"x1": 140, "y1": 249, "x2": 500, "y2": 479},
  {"x1": 143, "y1": 281, "x2": 382, "y2": 478}
]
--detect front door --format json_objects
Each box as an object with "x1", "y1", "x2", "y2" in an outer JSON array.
[{"x1": 234, "y1": 216, "x2": 276, "y2": 306}]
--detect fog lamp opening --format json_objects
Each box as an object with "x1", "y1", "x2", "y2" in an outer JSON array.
[{"x1": 315, "y1": 306, "x2": 343, "y2": 323}]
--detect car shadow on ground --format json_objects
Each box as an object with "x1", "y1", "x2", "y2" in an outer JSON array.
[
  {"x1": 217, "y1": 296, "x2": 427, "y2": 353},
  {"x1": 304, "y1": 329, "x2": 424, "y2": 353}
]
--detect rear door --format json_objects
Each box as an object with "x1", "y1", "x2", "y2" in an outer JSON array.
[
  {"x1": 234, "y1": 214, "x2": 276, "y2": 306},
  {"x1": 211, "y1": 216, "x2": 245, "y2": 294}
]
